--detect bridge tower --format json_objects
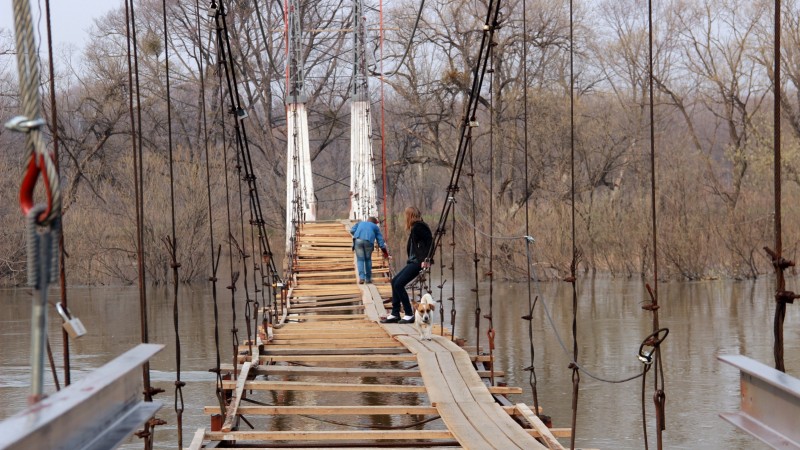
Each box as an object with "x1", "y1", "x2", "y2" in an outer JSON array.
[
  {"x1": 286, "y1": 0, "x2": 316, "y2": 249},
  {"x1": 349, "y1": 0, "x2": 378, "y2": 221}
]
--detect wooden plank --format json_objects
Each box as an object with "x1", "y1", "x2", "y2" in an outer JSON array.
[
  {"x1": 222, "y1": 380, "x2": 427, "y2": 394},
  {"x1": 477, "y1": 402, "x2": 547, "y2": 448},
  {"x1": 289, "y1": 298, "x2": 363, "y2": 308},
  {"x1": 437, "y1": 403, "x2": 497, "y2": 449},
  {"x1": 266, "y1": 341, "x2": 403, "y2": 349},
  {"x1": 276, "y1": 321, "x2": 377, "y2": 330},
  {"x1": 515, "y1": 403, "x2": 566, "y2": 449},
  {"x1": 285, "y1": 315, "x2": 366, "y2": 321},
  {"x1": 262, "y1": 347, "x2": 410, "y2": 356},
  {"x1": 221, "y1": 361, "x2": 251, "y2": 432},
  {"x1": 434, "y1": 352, "x2": 474, "y2": 401},
  {"x1": 284, "y1": 304, "x2": 365, "y2": 313},
  {"x1": 258, "y1": 354, "x2": 417, "y2": 363},
  {"x1": 203, "y1": 405, "x2": 439, "y2": 415},
  {"x1": 206, "y1": 430, "x2": 453, "y2": 441},
  {"x1": 456, "y1": 401, "x2": 519, "y2": 449},
  {"x1": 187, "y1": 428, "x2": 205, "y2": 450},
  {"x1": 273, "y1": 328, "x2": 390, "y2": 340},
  {"x1": 223, "y1": 365, "x2": 422, "y2": 378},
  {"x1": 367, "y1": 284, "x2": 388, "y2": 316},
  {"x1": 267, "y1": 341, "x2": 403, "y2": 348},
  {"x1": 211, "y1": 447, "x2": 462, "y2": 450},
  {"x1": 272, "y1": 330, "x2": 389, "y2": 339}
]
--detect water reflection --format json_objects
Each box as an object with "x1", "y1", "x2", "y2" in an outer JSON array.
[{"x1": 0, "y1": 276, "x2": 798, "y2": 449}]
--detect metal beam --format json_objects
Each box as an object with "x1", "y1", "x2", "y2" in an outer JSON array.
[
  {"x1": 0, "y1": 343, "x2": 163, "y2": 450},
  {"x1": 719, "y1": 354, "x2": 800, "y2": 449}
]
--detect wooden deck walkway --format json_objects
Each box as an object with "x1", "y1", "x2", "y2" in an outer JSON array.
[{"x1": 190, "y1": 221, "x2": 564, "y2": 450}]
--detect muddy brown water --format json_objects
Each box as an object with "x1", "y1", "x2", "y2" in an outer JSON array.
[{"x1": 1, "y1": 277, "x2": 798, "y2": 449}]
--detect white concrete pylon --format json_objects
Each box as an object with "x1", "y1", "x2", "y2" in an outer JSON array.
[
  {"x1": 349, "y1": 100, "x2": 378, "y2": 221},
  {"x1": 286, "y1": 102, "x2": 316, "y2": 250}
]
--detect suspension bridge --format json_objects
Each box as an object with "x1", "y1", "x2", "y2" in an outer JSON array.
[{"x1": 2, "y1": 0, "x2": 800, "y2": 448}]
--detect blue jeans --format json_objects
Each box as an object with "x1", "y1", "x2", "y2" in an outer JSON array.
[
  {"x1": 390, "y1": 261, "x2": 422, "y2": 317},
  {"x1": 354, "y1": 239, "x2": 375, "y2": 281}
]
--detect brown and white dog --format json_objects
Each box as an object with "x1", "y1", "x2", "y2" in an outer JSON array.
[{"x1": 412, "y1": 293, "x2": 436, "y2": 341}]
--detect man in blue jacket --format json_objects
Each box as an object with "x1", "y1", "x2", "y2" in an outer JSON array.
[{"x1": 350, "y1": 217, "x2": 389, "y2": 284}]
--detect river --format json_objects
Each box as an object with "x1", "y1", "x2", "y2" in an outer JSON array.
[{"x1": 1, "y1": 276, "x2": 798, "y2": 449}]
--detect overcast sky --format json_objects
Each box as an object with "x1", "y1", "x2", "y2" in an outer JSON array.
[{"x1": 0, "y1": 0, "x2": 116, "y2": 52}]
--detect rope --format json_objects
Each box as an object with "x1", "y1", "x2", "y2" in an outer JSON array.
[
  {"x1": 527, "y1": 247, "x2": 647, "y2": 384},
  {"x1": 10, "y1": 0, "x2": 60, "y2": 225}
]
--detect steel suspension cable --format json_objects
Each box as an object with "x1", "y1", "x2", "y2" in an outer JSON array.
[
  {"x1": 487, "y1": 38, "x2": 496, "y2": 386},
  {"x1": 521, "y1": 0, "x2": 540, "y2": 417},
  {"x1": 468, "y1": 136, "x2": 481, "y2": 353},
  {"x1": 568, "y1": 1, "x2": 581, "y2": 448},
  {"x1": 196, "y1": 0, "x2": 226, "y2": 417},
  {"x1": 234, "y1": 107, "x2": 253, "y2": 360},
  {"x1": 368, "y1": 0, "x2": 425, "y2": 78},
  {"x1": 159, "y1": 0, "x2": 185, "y2": 446},
  {"x1": 423, "y1": 0, "x2": 502, "y2": 268},
  {"x1": 645, "y1": 1, "x2": 666, "y2": 447},
  {"x1": 124, "y1": 0, "x2": 158, "y2": 447},
  {"x1": 43, "y1": 0, "x2": 71, "y2": 388},
  {"x1": 449, "y1": 205, "x2": 457, "y2": 340},
  {"x1": 379, "y1": 0, "x2": 389, "y2": 236},
  {"x1": 214, "y1": 1, "x2": 280, "y2": 280},
  {"x1": 770, "y1": 0, "x2": 788, "y2": 373},
  {"x1": 218, "y1": 66, "x2": 240, "y2": 378}
]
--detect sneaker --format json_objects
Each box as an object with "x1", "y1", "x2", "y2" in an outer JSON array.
[
  {"x1": 358, "y1": 279, "x2": 365, "y2": 284},
  {"x1": 398, "y1": 316, "x2": 415, "y2": 324},
  {"x1": 380, "y1": 315, "x2": 399, "y2": 323},
  {"x1": 365, "y1": 279, "x2": 372, "y2": 283}
]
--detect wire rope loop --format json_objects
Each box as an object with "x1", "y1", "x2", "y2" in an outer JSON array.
[{"x1": 637, "y1": 328, "x2": 669, "y2": 365}]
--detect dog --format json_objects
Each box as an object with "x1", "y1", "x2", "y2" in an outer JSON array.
[{"x1": 412, "y1": 293, "x2": 436, "y2": 341}]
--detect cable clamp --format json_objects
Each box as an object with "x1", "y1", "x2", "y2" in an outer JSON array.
[{"x1": 5, "y1": 116, "x2": 45, "y2": 133}]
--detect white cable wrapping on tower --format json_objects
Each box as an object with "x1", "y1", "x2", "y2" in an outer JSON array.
[
  {"x1": 349, "y1": 100, "x2": 378, "y2": 221},
  {"x1": 286, "y1": 102, "x2": 315, "y2": 251}
]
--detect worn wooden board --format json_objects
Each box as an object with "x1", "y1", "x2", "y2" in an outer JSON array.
[
  {"x1": 221, "y1": 361, "x2": 251, "y2": 432},
  {"x1": 187, "y1": 428, "x2": 205, "y2": 450},
  {"x1": 514, "y1": 403, "x2": 565, "y2": 449},
  {"x1": 262, "y1": 346, "x2": 411, "y2": 355},
  {"x1": 477, "y1": 401, "x2": 547, "y2": 448},
  {"x1": 206, "y1": 430, "x2": 453, "y2": 441},
  {"x1": 222, "y1": 380, "x2": 427, "y2": 393},
  {"x1": 258, "y1": 354, "x2": 417, "y2": 363},
  {"x1": 203, "y1": 405, "x2": 438, "y2": 415},
  {"x1": 436, "y1": 403, "x2": 497, "y2": 449}
]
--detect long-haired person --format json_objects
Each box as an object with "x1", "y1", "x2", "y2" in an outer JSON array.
[{"x1": 381, "y1": 206, "x2": 432, "y2": 324}]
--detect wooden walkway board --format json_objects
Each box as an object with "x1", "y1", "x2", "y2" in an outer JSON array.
[{"x1": 192, "y1": 221, "x2": 554, "y2": 449}]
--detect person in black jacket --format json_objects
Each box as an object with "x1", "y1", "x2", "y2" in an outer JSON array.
[{"x1": 381, "y1": 206, "x2": 432, "y2": 324}]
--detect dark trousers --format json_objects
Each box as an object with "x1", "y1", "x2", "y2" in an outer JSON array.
[{"x1": 390, "y1": 261, "x2": 421, "y2": 317}]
